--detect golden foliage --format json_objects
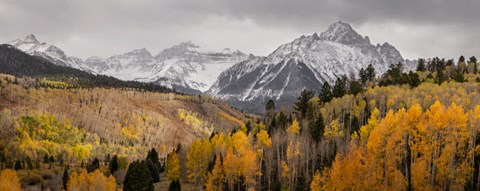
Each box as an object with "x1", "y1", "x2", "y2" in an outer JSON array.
[
  {"x1": 310, "y1": 171, "x2": 321, "y2": 191},
  {"x1": 321, "y1": 101, "x2": 478, "y2": 190},
  {"x1": 0, "y1": 169, "x2": 21, "y2": 191},
  {"x1": 219, "y1": 112, "x2": 244, "y2": 126},
  {"x1": 187, "y1": 139, "x2": 213, "y2": 185},
  {"x1": 288, "y1": 119, "x2": 300, "y2": 135},
  {"x1": 166, "y1": 152, "x2": 181, "y2": 181},
  {"x1": 67, "y1": 169, "x2": 116, "y2": 191}
]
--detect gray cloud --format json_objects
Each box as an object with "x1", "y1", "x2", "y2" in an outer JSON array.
[{"x1": 0, "y1": 0, "x2": 478, "y2": 60}]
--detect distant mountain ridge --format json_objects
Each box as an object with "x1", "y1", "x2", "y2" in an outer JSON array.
[
  {"x1": 0, "y1": 44, "x2": 174, "y2": 93},
  {"x1": 6, "y1": 22, "x2": 415, "y2": 113},
  {"x1": 207, "y1": 21, "x2": 415, "y2": 112},
  {"x1": 7, "y1": 36, "x2": 250, "y2": 94}
]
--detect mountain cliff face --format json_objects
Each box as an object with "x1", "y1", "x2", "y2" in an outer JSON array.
[
  {"x1": 7, "y1": 36, "x2": 249, "y2": 94},
  {"x1": 208, "y1": 21, "x2": 413, "y2": 113}
]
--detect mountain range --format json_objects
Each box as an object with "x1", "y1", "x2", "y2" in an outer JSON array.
[
  {"x1": 5, "y1": 21, "x2": 414, "y2": 112},
  {"x1": 8, "y1": 35, "x2": 250, "y2": 94},
  {"x1": 208, "y1": 21, "x2": 415, "y2": 112}
]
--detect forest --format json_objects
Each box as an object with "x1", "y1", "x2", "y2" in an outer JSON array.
[{"x1": 1, "y1": 55, "x2": 480, "y2": 191}]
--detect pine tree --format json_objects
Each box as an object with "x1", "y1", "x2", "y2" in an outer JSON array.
[
  {"x1": 86, "y1": 158, "x2": 100, "y2": 173},
  {"x1": 434, "y1": 68, "x2": 447, "y2": 85},
  {"x1": 319, "y1": 82, "x2": 333, "y2": 104},
  {"x1": 470, "y1": 56, "x2": 478, "y2": 74},
  {"x1": 459, "y1": 55, "x2": 465, "y2": 63},
  {"x1": 44, "y1": 154, "x2": 49, "y2": 164},
  {"x1": 359, "y1": 68, "x2": 368, "y2": 84},
  {"x1": 109, "y1": 155, "x2": 119, "y2": 175},
  {"x1": 265, "y1": 99, "x2": 275, "y2": 116},
  {"x1": 146, "y1": 148, "x2": 162, "y2": 173},
  {"x1": 62, "y1": 166, "x2": 69, "y2": 189},
  {"x1": 309, "y1": 112, "x2": 325, "y2": 143},
  {"x1": 332, "y1": 76, "x2": 347, "y2": 98},
  {"x1": 451, "y1": 67, "x2": 466, "y2": 83},
  {"x1": 416, "y1": 59, "x2": 426, "y2": 72},
  {"x1": 168, "y1": 180, "x2": 181, "y2": 191},
  {"x1": 124, "y1": 161, "x2": 154, "y2": 191},
  {"x1": 146, "y1": 159, "x2": 160, "y2": 183},
  {"x1": 294, "y1": 89, "x2": 314, "y2": 119},
  {"x1": 348, "y1": 79, "x2": 363, "y2": 96},
  {"x1": 14, "y1": 160, "x2": 22, "y2": 170},
  {"x1": 366, "y1": 64, "x2": 376, "y2": 81},
  {"x1": 408, "y1": 71, "x2": 421, "y2": 87}
]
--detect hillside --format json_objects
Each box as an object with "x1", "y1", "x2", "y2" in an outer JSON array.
[
  {"x1": 0, "y1": 74, "x2": 246, "y2": 159},
  {"x1": 0, "y1": 44, "x2": 174, "y2": 93}
]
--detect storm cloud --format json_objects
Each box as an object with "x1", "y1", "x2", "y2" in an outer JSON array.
[{"x1": 0, "y1": 0, "x2": 478, "y2": 59}]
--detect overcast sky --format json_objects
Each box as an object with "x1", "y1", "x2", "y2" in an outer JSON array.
[{"x1": 0, "y1": 0, "x2": 478, "y2": 60}]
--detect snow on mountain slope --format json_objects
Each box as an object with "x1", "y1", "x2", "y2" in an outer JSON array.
[
  {"x1": 82, "y1": 42, "x2": 250, "y2": 93},
  {"x1": 6, "y1": 35, "x2": 249, "y2": 93},
  {"x1": 7, "y1": 34, "x2": 93, "y2": 72},
  {"x1": 208, "y1": 21, "x2": 415, "y2": 113}
]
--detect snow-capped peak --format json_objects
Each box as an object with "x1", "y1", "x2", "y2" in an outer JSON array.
[
  {"x1": 23, "y1": 34, "x2": 41, "y2": 44},
  {"x1": 208, "y1": 21, "x2": 413, "y2": 113},
  {"x1": 123, "y1": 48, "x2": 153, "y2": 58},
  {"x1": 178, "y1": 41, "x2": 200, "y2": 49},
  {"x1": 319, "y1": 21, "x2": 369, "y2": 46}
]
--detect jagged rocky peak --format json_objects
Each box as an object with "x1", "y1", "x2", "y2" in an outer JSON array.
[
  {"x1": 177, "y1": 41, "x2": 200, "y2": 49},
  {"x1": 319, "y1": 21, "x2": 370, "y2": 45},
  {"x1": 23, "y1": 34, "x2": 41, "y2": 44},
  {"x1": 123, "y1": 48, "x2": 153, "y2": 58},
  {"x1": 156, "y1": 41, "x2": 200, "y2": 58},
  {"x1": 376, "y1": 42, "x2": 403, "y2": 65}
]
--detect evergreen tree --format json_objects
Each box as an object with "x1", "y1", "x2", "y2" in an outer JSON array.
[
  {"x1": 416, "y1": 59, "x2": 426, "y2": 72},
  {"x1": 44, "y1": 154, "x2": 49, "y2": 164},
  {"x1": 63, "y1": 166, "x2": 69, "y2": 190},
  {"x1": 434, "y1": 68, "x2": 447, "y2": 85},
  {"x1": 146, "y1": 159, "x2": 160, "y2": 183},
  {"x1": 124, "y1": 161, "x2": 154, "y2": 191},
  {"x1": 14, "y1": 160, "x2": 22, "y2": 170},
  {"x1": 408, "y1": 71, "x2": 421, "y2": 88},
  {"x1": 294, "y1": 89, "x2": 314, "y2": 119},
  {"x1": 348, "y1": 80, "x2": 363, "y2": 96},
  {"x1": 86, "y1": 158, "x2": 100, "y2": 173},
  {"x1": 359, "y1": 68, "x2": 368, "y2": 84},
  {"x1": 459, "y1": 55, "x2": 465, "y2": 63},
  {"x1": 319, "y1": 82, "x2": 333, "y2": 104},
  {"x1": 451, "y1": 67, "x2": 466, "y2": 83},
  {"x1": 168, "y1": 180, "x2": 181, "y2": 191},
  {"x1": 309, "y1": 113, "x2": 325, "y2": 143},
  {"x1": 146, "y1": 148, "x2": 162, "y2": 172},
  {"x1": 470, "y1": 56, "x2": 478, "y2": 74},
  {"x1": 332, "y1": 76, "x2": 347, "y2": 98},
  {"x1": 109, "y1": 155, "x2": 119, "y2": 175},
  {"x1": 265, "y1": 99, "x2": 275, "y2": 116},
  {"x1": 366, "y1": 64, "x2": 376, "y2": 81}
]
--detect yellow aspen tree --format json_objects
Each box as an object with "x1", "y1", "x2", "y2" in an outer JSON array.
[
  {"x1": 205, "y1": 155, "x2": 225, "y2": 191},
  {"x1": 0, "y1": 169, "x2": 21, "y2": 191},
  {"x1": 310, "y1": 170, "x2": 321, "y2": 191},
  {"x1": 224, "y1": 148, "x2": 241, "y2": 191},
  {"x1": 67, "y1": 169, "x2": 116, "y2": 191},
  {"x1": 187, "y1": 139, "x2": 213, "y2": 186},
  {"x1": 288, "y1": 119, "x2": 300, "y2": 135},
  {"x1": 166, "y1": 152, "x2": 181, "y2": 181}
]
